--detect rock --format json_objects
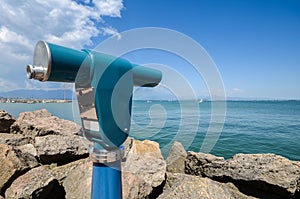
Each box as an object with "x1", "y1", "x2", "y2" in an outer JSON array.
[
  {"x1": 0, "y1": 110, "x2": 15, "y2": 133},
  {"x1": 5, "y1": 165, "x2": 61, "y2": 199},
  {"x1": 63, "y1": 160, "x2": 92, "y2": 199},
  {"x1": 0, "y1": 133, "x2": 29, "y2": 146},
  {"x1": 158, "y1": 173, "x2": 255, "y2": 199},
  {"x1": 123, "y1": 140, "x2": 166, "y2": 199},
  {"x1": 5, "y1": 158, "x2": 88, "y2": 199},
  {"x1": 186, "y1": 152, "x2": 300, "y2": 199},
  {"x1": 10, "y1": 109, "x2": 82, "y2": 139},
  {"x1": 122, "y1": 136, "x2": 134, "y2": 162},
  {"x1": 16, "y1": 144, "x2": 37, "y2": 157},
  {"x1": 34, "y1": 134, "x2": 89, "y2": 164},
  {"x1": 166, "y1": 141, "x2": 187, "y2": 173},
  {"x1": 0, "y1": 144, "x2": 39, "y2": 195},
  {"x1": 185, "y1": 151, "x2": 225, "y2": 176}
]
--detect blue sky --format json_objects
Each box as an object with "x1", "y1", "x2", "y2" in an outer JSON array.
[
  {"x1": 0, "y1": 0, "x2": 299, "y2": 99},
  {"x1": 101, "y1": 0, "x2": 300, "y2": 99}
]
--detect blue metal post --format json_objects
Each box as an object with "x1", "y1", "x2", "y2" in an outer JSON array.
[{"x1": 92, "y1": 161, "x2": 122, "y2": 199}]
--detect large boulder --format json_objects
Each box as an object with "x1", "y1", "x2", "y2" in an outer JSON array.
[
  {"x1": 166, "y1": 141, "x2": 187, "y2": 173},
  {"x1": 34, "y1": 134, "x2": 89, "y2": 164},
  {"x1": 186, "y1": 152, "x2": 300, "y2": 199},
  {"x1": 158, "y1": 173, "x2": 255, "y2": 199},
  {"x1": 15, "y1": 144, "x2": 37, "y2": 157},
  {"x1": 123, "y1": 140, "x2": 167, "y2": 199},
  {"x1": 0, "y1": 144, "x2": 38, "y2": 195},
  {"x1": 5, "y1": 165, "x2": 63, "y2": 199},
  {"x1": 0, "y1": 110, "x2": 15, "y2": 133},
  {"x1": 10, "y1": 109, "x2": 81, "y2": 139},
  {"x1": 63, "y1": 160, "x2": 92, "y2": 199},
  {"x1": 0, "y1": 133, "x2": 28, "y2": 146},
  {"x1": 5, "y1": 158, "x2": 88, "y2": 199},
  {"x1": 185, "y1": 151, "x2": 225, "y2": 176}
]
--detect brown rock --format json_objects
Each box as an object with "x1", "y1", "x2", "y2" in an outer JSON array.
[
  {"x1": 123, "y1": 140, "x2": 166, "y2": 199},
  {"x1": 0, "y1": 144, "x2": 38, "y2": 195},
  {"x1": 166, "y1": 141, "x2": 187, "y2": 173},
  {"x1": 5, "y1": 158, "x2": 88, "y2": 199},
  {"x1": 185, "y1": 151, "x2": 225, "y2": 176},
  {"x1": 63, "y1": 160, "x2": 92, "y2": 199},
  {"x1": 5, "y1": 165, "x2": 59, "y2": 199},
  {"x1": 34, "y1": 135, "x2": 89, "y2": 164},
  {"x1": 186, "y1": 152, "x2": 300, "y2": 199},
  {"x1": 0, "y1": 133, "x2": 29, "y2": 146},
  {"x1": 16, "y1": 144, "x2": 37, "y2": 157},
  {"x1": 0, "y1": 110, "x2": 15, "y2": 133},
  {"x1": 10, "y1": 109, "x2": 81, "y2": 139},
  {"x1": 158, "y1": 173, "x2": 256, "y2": 199},
  {"x1": 122, "y1": 136, "x2": 134, "y2": 162}
]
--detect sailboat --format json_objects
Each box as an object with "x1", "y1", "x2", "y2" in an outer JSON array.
[{"x1": 198, "y1": 99, "x2": 203, "y2": 103}]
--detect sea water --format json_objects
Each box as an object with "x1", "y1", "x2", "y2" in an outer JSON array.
[{"x1": 1, "y1": 100, "x2": 299, "y2": 160}]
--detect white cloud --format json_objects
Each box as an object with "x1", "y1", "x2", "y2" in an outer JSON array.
[
  {"x1": 0, "y1": 0, "x2": 123, "y2": 91},
  {"x1": 228, "y1": 87, "x2": 245, "y2": 96}
]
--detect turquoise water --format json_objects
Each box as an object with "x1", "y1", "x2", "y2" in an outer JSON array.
[{"x1": 1, "y1": 100, "x2": 299, "y2": 160}]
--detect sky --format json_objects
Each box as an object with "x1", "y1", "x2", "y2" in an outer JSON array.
[{"x1": 0, "y1": 0, "x2": 299, "y2": 99}]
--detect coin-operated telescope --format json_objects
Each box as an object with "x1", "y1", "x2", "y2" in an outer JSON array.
[{"x1": 26, "y1": 41, "x2": 162, "y2": 199}]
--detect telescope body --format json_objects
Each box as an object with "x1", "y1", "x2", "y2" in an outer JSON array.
[{"x1": 27, "y1": 41, "x2": 162, "y2": 149}]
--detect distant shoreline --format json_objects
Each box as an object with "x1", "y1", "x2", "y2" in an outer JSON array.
[
  {"x1": 0, "y1": 99, "x2": 299, "y2": 104},
  {"x1": 0, "y1": 99, "x2": 71, "y2": 103}
]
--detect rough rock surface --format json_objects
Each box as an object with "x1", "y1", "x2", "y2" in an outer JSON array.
[
  {"x1": 63, "y1": 160, "x2": 92, "y2": 199},
  {"x1": 15, "y1": 144, "x2": 37, "y2": 157},
  {"x1": 1, "y1": 109, "x2": 300, "y2": 199},
  {"x1": 166, "y1": 141, "x2": 187, "y2": 173},
  {"x1": 10, "y1": 109, "x2": 81, "y2": 139},
  {"x1": 123, "y1": 140, "x2": 167, "y2": 199},
  {"x1": 0, "y1": 133, "x2": 28, "y2": 146},
  {"x1": 0, "y1": 111, "x2": 15, "y2": 133},
  {"x1": 0, "y1": 144, "x2": 38, "y2": 195},
  {"x1": 158, "y1": 173, "x2": 256, "y2": 199},
  {"x1": 123, "y1": 136, "x2": 134, "y2": 161},
  {"x1": 185, "y1": 151, "x2": 225, "y2": 176},
  {"x1": 34, "y1": 134, "x2": 89, "y2": 164},
  {"x1": 186, "y1": 152, "x2": 300, "y2": 199},
  {"x1": 5, "y1": 159, "x2": 88, "y2": 199}
]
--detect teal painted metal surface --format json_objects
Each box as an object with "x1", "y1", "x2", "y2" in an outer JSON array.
[
  {"x1": 88, "y1": 50, "x2": 133, "y2": 148},
  {"x1": 47, "y1": 43, "x2": 90, "y2": 82},
  {"x1": 42, "y1": 41, "x2": 162, "y2": 148}
]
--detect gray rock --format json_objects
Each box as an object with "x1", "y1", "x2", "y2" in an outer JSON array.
[
  {"x1": 16, "y1": 144, "x2": 37, "y2": 157},
  {"x1": 34, "y1": 134, "x2": 89, "y2": 164},
  {"x1": 0, "y1": 110, "x2": 15, "y2": 133},
  {"x1": 10, "y1": 109, "x2": 82, "y2": 139},
  {"x1": 123, "y1": 139, "x2": 166, "y2": 199},
  {"x1": 63, "y1": 160, "x2": 92, "y2": 199},
  {"x1": 5, "y1": 158, "x2": 88, "y2": 199},
  {"x1": 0, "y1": 133, "x2": 29, "y2": 146},
  {"x1": 158, "y1": 173, "x2": 256, "y2": 199},
  {"x1": 0, "y1": 144, "x2": 38, "y2": 195},
  {"x1": 186, "y1": 152, "x2": 300, "y2": 199},
  {"x1": 5, "y1": 165, "x2": 61, "y2": 199},
  {"x1": 122, "y1": 136, "x2": 134, "y2": 162},
  {"x1": 166, "y1": 141, "x2": 187, "y2": 173},
  {"x1": 185, "y1": 151, "x2": 225, "y2": 176}
]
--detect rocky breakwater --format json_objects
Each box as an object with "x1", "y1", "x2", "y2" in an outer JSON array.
[{"x1": 0, "y1": 109, "x2": 300, "y2": 199}]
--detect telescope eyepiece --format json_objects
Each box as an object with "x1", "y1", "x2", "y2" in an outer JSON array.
[
  {"x1": 26, "y1": 64, "x2": 48, "y2": 81},
  {"x1": 26, "y1": 41, "x2": 51, "y2": 81}
]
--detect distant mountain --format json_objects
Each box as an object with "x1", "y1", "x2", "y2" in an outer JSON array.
[{"x1": 0, "y1": 89, "x2": 74, "y2": 100}]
